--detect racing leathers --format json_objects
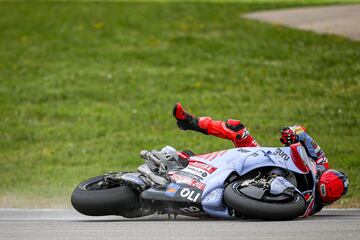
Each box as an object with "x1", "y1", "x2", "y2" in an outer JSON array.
[
  {"x1": 172, "y1": 102, "x2": 336, "y2": 215},
  {"x1": 173, "y1": 103, "x2": 258, "y2": 148},
  {"x1": 173, "y1": 103, "x2": 329, "y2": 171},
  {"x1": 280, "y1": 125, "x2": 329, "y2": 171}
]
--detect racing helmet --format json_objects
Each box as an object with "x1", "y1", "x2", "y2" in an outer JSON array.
[{"x1": 318, "y1": 169, "x2": 349, "y2": 204}]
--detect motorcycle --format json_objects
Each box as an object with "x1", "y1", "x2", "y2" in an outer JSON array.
[{"x1": 71, "y1": 142, "x2": 318, "y2": 220}]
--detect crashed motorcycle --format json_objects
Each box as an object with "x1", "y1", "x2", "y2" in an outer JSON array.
[{"x1": 71, "y1": 142, "x2": 318, "y2": 220}]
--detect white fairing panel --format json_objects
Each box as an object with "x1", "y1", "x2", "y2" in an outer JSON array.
[
  {"x1": 190, "y1": 147, "x2": 308, "y2": 178},
  {"x1": 177, "y1": 146, "x2": 316, "y2": 218}
]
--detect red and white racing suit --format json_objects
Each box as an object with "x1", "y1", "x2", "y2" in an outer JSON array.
[
  {"x1": 175, "y1": 115, "x2": 330, "y2": 216},
  {"x1": 185, "y1": 116, "x2": 329, "y2": 171}
]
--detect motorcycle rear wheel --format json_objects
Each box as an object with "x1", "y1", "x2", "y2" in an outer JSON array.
[
  {"x1": 224, "y1": 181, "x2": 306, "y2": 220},
  {"x1": 71, "y1": 175, "x2": 141, "y2": 217}
]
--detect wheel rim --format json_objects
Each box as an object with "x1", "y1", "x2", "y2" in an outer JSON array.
[{"x1": 233, "y1": 181, "x2": 295, "y2": 203}]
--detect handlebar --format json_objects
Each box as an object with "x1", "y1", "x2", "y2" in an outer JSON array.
[{"x1": 140, "y1": 150, "x2": 166, "y2": 173}]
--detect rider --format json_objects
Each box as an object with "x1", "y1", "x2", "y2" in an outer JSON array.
[{"x1": 172, "y1": 102, "x2": 348, "y2": 213}]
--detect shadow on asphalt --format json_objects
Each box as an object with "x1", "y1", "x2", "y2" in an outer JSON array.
[
  {"x1": 73, "y1": 211, "x2": 360, "y2": 222},
  {"x1": 74, "y1": 216, "x2": 307, "y2": 223}
]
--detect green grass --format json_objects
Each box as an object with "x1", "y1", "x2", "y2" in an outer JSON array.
[{"x1": 0, "y1": 1, "x2": 359, "y2": 208}]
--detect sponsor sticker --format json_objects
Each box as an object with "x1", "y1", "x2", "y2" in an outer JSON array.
[
  {"x1": 179, "y1": 188, "x2": 201, "y2": 202},
  {"x1": 177, "y1": 170, "x2": 203, "y2": 182},
  {"x1": 188, "y1": 161, "x2": 217, "y2": 174},
  {"x1": 273, "y1": 148, "x2": 290, "y2": 161},
  {"x1": 237, "y1": 148, "x2": 251, "y2": 153},
  {"x1": 183, "y1": 167, "x2": 208, "y2": 178},
  {"x1": 170, "y1": 174, "x2": 206, "y2": 190},
  {"x1": 165, "y1": 183, "x2": 180, "y2": 197}
]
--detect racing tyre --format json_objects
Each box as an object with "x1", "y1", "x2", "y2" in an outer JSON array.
[
  {"x1": 71, "y1": 175, "x2": 140, "y2": 216},
  {"x1": 224, "y1": 181, "x2": 306, "y2": 220}
]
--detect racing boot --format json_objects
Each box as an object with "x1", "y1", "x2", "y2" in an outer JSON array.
[
  {"x1": 173, "y1": 103, "x2": 258, "y2": 147},
  {"x1": 173, "y1": 103, "x2": 207, "y2": 134}
]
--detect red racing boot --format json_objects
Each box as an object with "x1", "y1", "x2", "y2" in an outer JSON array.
[
  {"x1": 173, "y1": 103, "x2": 258, "y2": 147},
  {"x1": 173, "y1": 103, "x2": 207, "y2": 134}
]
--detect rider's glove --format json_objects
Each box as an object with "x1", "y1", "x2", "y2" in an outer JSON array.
[{"x1": 280, "y1": 127, "x2": 299, "y2": 146}]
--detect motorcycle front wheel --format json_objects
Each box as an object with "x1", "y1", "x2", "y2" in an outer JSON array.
[
  {"x1": 71, "y1": 175, "x2": 141, "y2": 217},
  {"x1": 224, "y1": 181, "x2": 306, "y2": 220}
]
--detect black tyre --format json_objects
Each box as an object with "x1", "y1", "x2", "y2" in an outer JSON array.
[
  {"x1": 224, "y1": 181, "x2": 306, "y2": 220},
  {"x1": 71, "y1": 176, "x2": 140, "y2": 216}
]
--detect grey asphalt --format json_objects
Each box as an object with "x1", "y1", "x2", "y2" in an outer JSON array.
[
  {"x1": 244, "y1": 4, "x2": 360, "y2": 41},
  {"x1": 0, "y1": 209, "x2": 359, "y2": 240}
]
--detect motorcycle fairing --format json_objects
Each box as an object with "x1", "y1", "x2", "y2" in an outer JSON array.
[
  {"x1": 202, "y1": 188, "x2": 232, "y2": 219},
  {"x1": 140, "y1": 184, "x2": 205, "y2": 217},
  {"x1": 120, "y1": 172, "x2": 147, "y2": 187},
  {"x1": 270, "y1": 176, "x2": 296, "y2": 195},
  {"x1": 137, "y1": 145, "x2": 316, "y2": 219},
  {"x1": 187, "y1": 146, "x2": 316, "y2": 218},
  {"x1": 141, "y1": 185, "x2": 202, "y2": 203}
]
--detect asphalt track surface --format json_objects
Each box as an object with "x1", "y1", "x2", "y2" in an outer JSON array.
[
  {"x1": 244, "y1": 4, "x2": 360, "y2": 41},
  {"x1": 1, "y1": 209, "x2": 359, "y2": 240}
]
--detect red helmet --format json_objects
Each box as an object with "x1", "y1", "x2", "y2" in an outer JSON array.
[{"x1": 318, "y1": 169, "x2": 349, "y2": 204}]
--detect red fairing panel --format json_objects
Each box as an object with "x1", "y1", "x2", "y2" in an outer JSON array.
[{"x1": 290, "y1": 143, "x2": 310, "y2": 173}]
